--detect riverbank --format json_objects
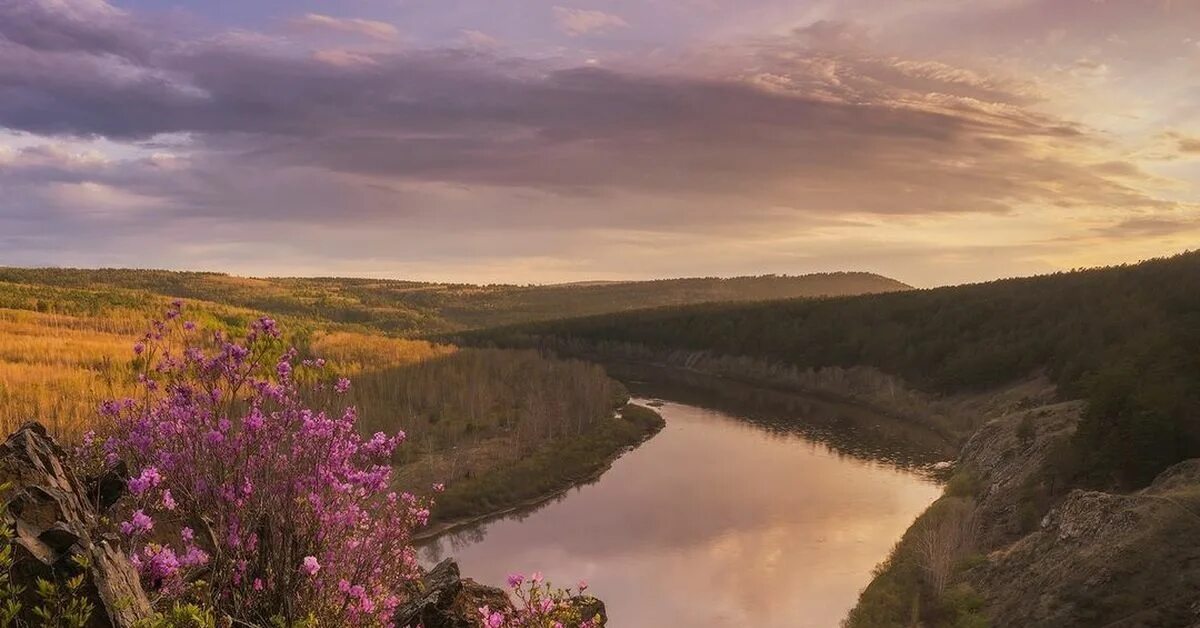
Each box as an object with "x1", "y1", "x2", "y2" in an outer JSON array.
[
  {"x1": 452, "y1": 334, "x2": 996, "y2": 450},
  {"x1": 845, "y1": 380, "x2": 1200, "y2": 627},
  {"x1": 414, "y1": 402, "x2": 665, "y2": 542}
]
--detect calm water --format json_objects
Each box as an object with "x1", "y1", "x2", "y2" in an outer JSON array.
[{"x1": 423, "y1": 396, "x2": 941, "y2": 627}]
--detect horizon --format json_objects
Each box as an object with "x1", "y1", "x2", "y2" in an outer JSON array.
[
  {"x1": 2, "y1": 247, "x2": 1196, "y2": 289},
  {"x1": 2, "y1": 0, "x2": 1199, "y2": 286}
]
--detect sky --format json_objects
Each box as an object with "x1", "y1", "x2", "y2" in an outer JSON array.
[{"x1": 1, "y1": 0, "x2": 1198, "y2": 287}]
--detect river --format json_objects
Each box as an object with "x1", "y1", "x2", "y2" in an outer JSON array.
[{"x1": 422, "y1": 379, "x2": 943, "y2": 627}]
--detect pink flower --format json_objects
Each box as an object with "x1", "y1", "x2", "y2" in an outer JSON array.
[
  {"x1": 119, "y1": 510, "x2": 154, "y2": 536},
  {"x1": 98, "y1": 308, "x2": 445, "y2": 624},
  {"x1": 301, "y1": 556, "x2": 321, "y2": 576},
  {"x1": 506, "y1": 573, "x2": 524, "y2": 589},
  {"x1": 334, "y1": 377, "x2": 351, "y2": 394},
  {"x1": 578, "y1": 580, "x2": 588, "y2": 592},
  {"x1": 128, "y1": 466, "x2": 163, "y2": 495},
  {"x1": 478, "y1": 607, "x2": 505, "y2": 628}
]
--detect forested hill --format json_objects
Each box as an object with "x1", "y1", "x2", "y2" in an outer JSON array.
[
  {"x1": 462, "y1": 250, "x2": 1200, "y2": 489},
  {"x1": 0, "y1": 268, "x2": 907, "y2": 334}
]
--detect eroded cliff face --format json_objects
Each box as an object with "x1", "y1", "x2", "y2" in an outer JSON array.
[
  {"x1": 968, "y1": 459, "x2": 1200, "y2": 627},
  {"x1": 849, "y1": 379, "x2": 1200, "y2": 627}
]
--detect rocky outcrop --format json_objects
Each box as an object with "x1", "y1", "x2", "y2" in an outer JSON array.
[
  {"x1": 969, "y1": 459, "x2": 1200, "y2": 627},
  {"x1": 956, "y1": 396, "x2": 1081, "y2": 547},
  {"x1": 943, "y1": 392, "x2": 1200, "y2": 627},
  {"x1": 396, "y1": 559, "x2": 511, "y2": 628},
  {"x1": 850, "y1": 379, "x2": 1200, "y2": 627},
  {"x1": 0, "y1": 422, "x2": 152, "y2": 627},
  {"x1": 396, "y1": 559, "x2": 607, "y2": 628}
]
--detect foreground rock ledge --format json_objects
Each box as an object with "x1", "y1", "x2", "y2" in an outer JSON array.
[
  {"x1": 396, "y1": 559, "x2": 608, "y2": 627},
  {"x1": 0, "y1": 422, "x2": 152, "y2": 627}
]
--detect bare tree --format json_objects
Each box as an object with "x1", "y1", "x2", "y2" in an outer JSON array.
[{"x1": 914, "y1": 498, "x2": 978, "y2": 597}]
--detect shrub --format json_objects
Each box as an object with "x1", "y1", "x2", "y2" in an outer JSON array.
[
  {"x1": 480, "y1": 573, "x2": 600, "y2": 628},
  {"x1": 83, "y1": 303, "x2": 431, "y2": 625}
]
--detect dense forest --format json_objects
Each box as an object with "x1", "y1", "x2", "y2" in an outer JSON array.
[
  {"x1": 461, "y1": 251, "x2": 1200, "y2": 489},
  {"x1": 0, "y1": 267, "x2": 907, "y2": 334}
]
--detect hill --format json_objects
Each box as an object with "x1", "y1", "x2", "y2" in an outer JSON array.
[
  {"x1": 0, "y1": 268, "x2": 909, "y2": 335},
  {"x1": 461, "y1": 250, "x2": 1200, "y2": 489}
]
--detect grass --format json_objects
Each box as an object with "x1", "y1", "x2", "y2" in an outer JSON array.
[{"x1": 0, "y1": 309, "x2": 140, "y2": 436}]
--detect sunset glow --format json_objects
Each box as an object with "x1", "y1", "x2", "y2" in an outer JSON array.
[{"x1": 2, "y1": 0, "x2": 1197, "y2": 284}]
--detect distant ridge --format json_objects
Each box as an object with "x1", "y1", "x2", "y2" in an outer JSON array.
[{"x1": 0, "y1": 267, "x2": 909, "y2": 335}]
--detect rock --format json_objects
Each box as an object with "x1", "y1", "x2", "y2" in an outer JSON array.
[
  {"x1": 0, "y1": 422, "x2": 152, "y2": 627},
  {"x1": 563, "y1": 595, "x2": 607, "y2": 625},
  {"x1": 84, "y1": 460, "x2": 128, "y2": 512},
  {"x1": 395, "y1": 559, "x2": 511, "y2": 628},
  {"x1": 969, "y1": 459, "x2": 1200, "y2": 627},
  {"x1": 395, "y1": 559, "x2": 606, "y2": 627}
]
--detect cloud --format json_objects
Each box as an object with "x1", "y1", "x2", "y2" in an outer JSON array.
[
  {"x1": 460, "y1": 29, "x2": 500, "y2": 49},
  {"x1": 553, "y1": 7, "x2": 629, "y2": 36},
  {"x1": 0, "y1": 0, "x2": 1193, "y2": 283},
  {"x1": 289, "y1": 13, "x2": 399, "y2": 41},
  {"x1": 0, "y1": 3, "x2": 1174, "y2": 223},
  {"x1": 0, "y1": 0, "x2": 148, "y2": 59},
  {"x1": 790, "y1": 20, "x2": 869, "y2": 51},
  {"x1": 1094, "y1": 216, "x2": 1198, "y2": 238},
  {"x1": 312, "y1": 49, "x2": 379, "y2": 67}
]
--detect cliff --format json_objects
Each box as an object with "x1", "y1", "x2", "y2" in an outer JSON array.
[{"x1": 847, "y1": 381, "x2": 1200, "y2": 627}]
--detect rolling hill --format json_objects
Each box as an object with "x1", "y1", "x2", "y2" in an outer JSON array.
[{"x1": 0, "y1": 268, "x2": 909, "y2": 335}]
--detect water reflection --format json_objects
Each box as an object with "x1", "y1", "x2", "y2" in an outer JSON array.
[
  {"x1": 610, "y1": 361, "x2": 956, "y2": 470},
  {"x1": 422, "y1": 395, "x2": 941, "y2": 627}
]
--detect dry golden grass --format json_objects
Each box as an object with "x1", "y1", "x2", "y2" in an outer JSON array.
[
  {"x1": 310, "y1": 331, "x2": 455, "y2": 373},
  {"x1": 0, "y1": 308, "x2": 144, "y2": 438},
  {"x1": 0, "y1": 309, "x2": 458, "y2": 440}
]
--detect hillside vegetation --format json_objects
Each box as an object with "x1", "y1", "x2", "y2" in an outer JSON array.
[
  {"x1": 0, "y1": 276, "x2": 645, "y2": 525},
  {"x1": 461, "y1": 250, "x2": 1200, "y2": 489},
  {"x1": 0, "y1": 267, "x2": 908, "y2": 335}
]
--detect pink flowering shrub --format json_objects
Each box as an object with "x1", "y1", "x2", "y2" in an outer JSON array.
[
  {"x1": 480, "y1": 573, "x2": 600, "y2": 628},
  {"x1": 83, "y1": 303, "x2": 431, "y2": 625}
]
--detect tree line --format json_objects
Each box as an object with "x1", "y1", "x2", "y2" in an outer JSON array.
[{"x1": 461, "y1": 250, "x2": 1200, "y2": 489}]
